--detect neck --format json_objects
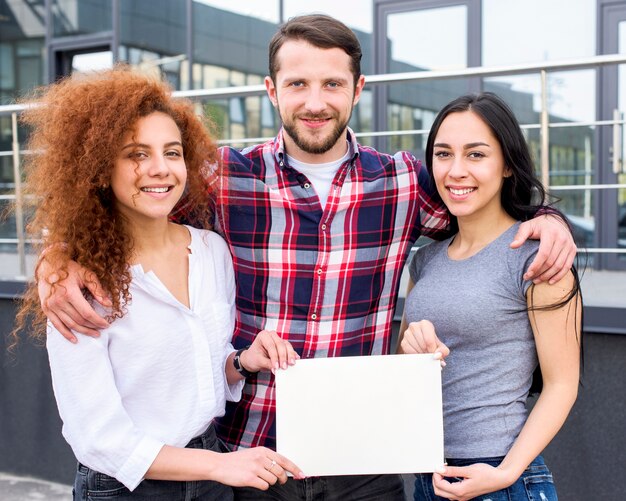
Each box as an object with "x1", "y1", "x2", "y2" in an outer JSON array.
[
  {"x1": 124, "y1": 217, "x2": 179, "y2": 263},
  {"x1": 452, "y1": 209, "x2": 516, "y2": 258}
]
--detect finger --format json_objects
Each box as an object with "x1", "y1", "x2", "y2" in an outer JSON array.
[
  {"x1": 266, "y1": 458, "x2": 288, "y2": 484},
  {"x1": 524, "y1": 243, "x2": 554, "y2": 281},
  {"x1": 546, "y1": 247, "x2": 576, "y2": 285},
  {"x1": 400, "y1": 331, "x2": 420, "y2": 354},
  {"x1": 440, "y1": 466, "x2": 469, "y2": 479},
  {"x1": 53, "y1": 308, "x2": 102, "y2": 337},
  {"x1": 45, "y1": 311, "x2": 77, "y2": 343},
  {"x1": 286, "y1": 342, "x2": 299, "y2": 365},
  {"x1": 45, "y1": 281, "x2": 107, "y2": 331},
  {"x1": 82, "y1": 272, "x2": 112, "y2": 308},
  {"x1": 437, "y1": 342, "x2": 451, "y2": 358},
  {"x1": 414, "y1": 328, "x2": 429, "y2": 353},
  {"x1": 422, "y1": 322, "x2": 440, "y2": 353},
  {"x1": 273, "y1": 336, "x2": 290, "y2": 370},
  {"x1": 510, "y1": 220, "x2": 534, "y2": 248},
  {"x1": 257, "y1": 466, "x2": 278, "y2": 486},
  {"x1": 275, "y1": 454, "x2": 304, "y2": 480},
  {"x1": 263, "y1": 336, "x2": 281, "y2": 372}
]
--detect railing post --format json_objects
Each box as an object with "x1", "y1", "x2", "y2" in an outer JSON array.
[
  {"x1": 12, "y1": 112, "x2": 27, "y2": 279},
  {"x1": 540, "y1": 69, "x2": 550, "y2": 190}
]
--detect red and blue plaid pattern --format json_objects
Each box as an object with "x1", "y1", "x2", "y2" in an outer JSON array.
[{"x1": 210, "y1": 128, "x2": 450, "y2": 450}]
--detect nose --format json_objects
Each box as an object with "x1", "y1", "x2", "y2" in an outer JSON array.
[
  {"x1": 304, "y1": 87, "x2": 326, "y2": 115},
  {"x1": 447, "y1": 156, "x2": 468, "y2": 179},
  {"x1": 147, "y1": 153, "x2": 169, "y2": 177}
]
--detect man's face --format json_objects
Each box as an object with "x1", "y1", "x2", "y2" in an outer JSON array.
[{"x1": 265, "y1": 39, "x2": 365, "y2": 163}]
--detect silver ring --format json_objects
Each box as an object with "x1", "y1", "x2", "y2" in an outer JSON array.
[{"x1": 267, "y1": 459, "x2": 277, "y2": 471}]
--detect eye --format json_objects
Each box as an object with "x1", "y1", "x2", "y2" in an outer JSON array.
[
  {"x1": 128, "y1": 151, "x2": 148, "y2": 160},
  {"x1": 468, "y1": 151, "x2": 485, "y2": 159},
  {"x1": 165, "y1": 150, "x2": 183, "y2": 158},
  {"x1": 434, "y1": 150, "x2": 450, "y2": 159},
  {"x1": 289, "y1": 81, "x2": 304, "y2": 88},
  {"x1": 326, "y1": 81, "x2": 340, "y2": 88}
]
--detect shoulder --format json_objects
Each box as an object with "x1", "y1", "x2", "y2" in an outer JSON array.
[
  {"x1": 409, "y1": 239, "x2": 448, "y2": 278},
  {"x1": 187, "y1": 226, "x2": 230, "y2": 256},
  {"x1": 355, "y1": 145, "x2": 425, "y2": 184},
  {"x1": 219, "y1": 139, "x2": 273, "y2": 165}
]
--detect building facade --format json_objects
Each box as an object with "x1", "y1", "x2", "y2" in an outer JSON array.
[
  {"x1": 1, "y1": 2, "x2": 625, "y2": 500},
  {"x1": 1, "y1": 0, "x2": 626, "y2": 275}
]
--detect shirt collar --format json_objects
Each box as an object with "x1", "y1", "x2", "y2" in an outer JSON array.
[{"x1": 274, "y1": 127, "x2": 360, "y2": 168}]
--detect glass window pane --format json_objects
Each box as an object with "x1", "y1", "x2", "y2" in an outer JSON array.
[
  {"x1": 482, "y1": 0, "x2": 595, "y2": 65},
  {"x1": 118, "y1": 0, "x2": 187, "y2": 89},
  {"x1": 52, "y1": 0, "x2": 112, "y2": 37},
  {"x1": 387, "y1": 6, "x2": 466, "y2": 71}
]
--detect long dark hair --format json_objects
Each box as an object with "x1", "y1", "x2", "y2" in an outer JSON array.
[
  {"x1": 426, "y1": 92, "x2": 584, "y2": 391},
  {"x1": 426, "y1": 92, "x2": 546, "y2": 223}
]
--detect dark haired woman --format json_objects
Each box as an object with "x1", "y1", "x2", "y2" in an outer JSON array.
[
  {"x1": 14, "y1": 67, "x2": 302, "y2": 500},
  {"x1": 398, "y1": 92, "x2": 581, "y2": 501}
]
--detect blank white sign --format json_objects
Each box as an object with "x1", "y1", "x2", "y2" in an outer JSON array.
[{"x1": 275, "y1": 353, "x2": 444, "y2": 477}]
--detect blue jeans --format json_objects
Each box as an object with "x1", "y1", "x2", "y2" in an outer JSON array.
[
  {"x1": 413, "y1": 456, "x2": 557, "y2": 501},
  {"x1": 234, "y1": 473, "x2": 406, "y2": 501},
  {"x1": 72, "y1": 424, "x2": 233, "y2": 500}
]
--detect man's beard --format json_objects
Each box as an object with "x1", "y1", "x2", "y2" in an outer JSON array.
[{"x1": 280, "y1": 109, "x2": 352, "y2": 155}]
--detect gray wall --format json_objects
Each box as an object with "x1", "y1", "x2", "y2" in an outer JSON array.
[{"x1": 1, "y1": 291, "x2": 625, "y2": 499}]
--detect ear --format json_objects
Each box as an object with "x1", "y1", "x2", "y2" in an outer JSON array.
[
  {"x1": 352, "y1": 74, "x2": 366, "y2": 106},
  {"x1": 504, "y1": 166, "x2": 513, "y2": 178},
  {"x1": 265, "y1": 76, "x2": 278, "y2": 107}
]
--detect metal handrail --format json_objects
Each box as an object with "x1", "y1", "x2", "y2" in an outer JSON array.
[{"x1": 2, "y1": 53, "x2": 626, "y2": 279}]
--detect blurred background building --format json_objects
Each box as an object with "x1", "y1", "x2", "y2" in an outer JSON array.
[{"x1": 1, "y1": 1, "x2": 625, "y2": 500}]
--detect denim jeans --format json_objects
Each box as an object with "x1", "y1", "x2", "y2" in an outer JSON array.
[
  {"x1": 72, "y1": 424, "x2": 233, "y2": 500},
  {"x1": 234, "y1": 473, "x2": 406, "y2": 501},
  {"x1": 413, "y1": 455, "x2": 557, "y2": 501}
]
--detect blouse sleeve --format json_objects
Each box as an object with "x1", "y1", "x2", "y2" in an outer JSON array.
[{"x1": 46, "y1": 325, "x2": 163, "y2": 491}]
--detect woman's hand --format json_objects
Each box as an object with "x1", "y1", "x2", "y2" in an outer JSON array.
[
  {"x1": 214, "y1": 447, "x2": 305, "y2": 490},
  {"x1": 399, "y1": 320, "x2": 449, "y2": 366},
  {"x1": 433, "y1": 463, "x2": 514, "y2": 501},
  {"x1": 242, "y1": 330, "x2": 300, "y2": 374}
]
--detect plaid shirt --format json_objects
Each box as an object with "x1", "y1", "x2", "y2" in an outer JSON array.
[{"x1": 212, "y1": 128, "x2": 450, "y2": 450}]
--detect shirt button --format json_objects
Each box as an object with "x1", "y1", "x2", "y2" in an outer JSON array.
[
  {"x1": 321, "y1": 224, "x2": 327, "y2": 230},
  {"x1": 304, "y1": 183, "x2": 311, "y2": 189},
  {"x1": 311, "y1": 313, "x2": 317, "y2": 320},
  {"x1": 317, "y1": 268, "x2": 323, "y2": 275}
]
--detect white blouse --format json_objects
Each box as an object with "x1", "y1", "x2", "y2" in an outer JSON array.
[{"x1": 46, "y1": 226, "x2": 243, "y2": 490}]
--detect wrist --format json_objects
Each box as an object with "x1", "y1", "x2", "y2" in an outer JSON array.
[
  {"x1": 233, "y1": 346, "x2": 258, "y2": 378},
  {"x1": 496, "y1": 462, "x2": 522, "y2": 488}
]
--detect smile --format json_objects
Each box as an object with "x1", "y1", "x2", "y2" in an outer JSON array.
[
  {"x1": 448, "y1": 187, "x2": 476, "y2": 195},
  {"x1": 141, "y1": 186, "x2": 171, "y2": 193}
]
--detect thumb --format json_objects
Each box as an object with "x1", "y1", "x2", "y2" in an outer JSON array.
[
  {"x1": 440, "y1": 465, "x2": 469, "y2": 478},
  {"x1": 81, "y1": 270, "x2": 112, "y2": 307},
  {"x1": 510, "y1": 222, "x2": 533, "y2": 248}
]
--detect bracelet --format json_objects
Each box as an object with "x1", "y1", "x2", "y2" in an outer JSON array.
[{"x1": 233, "y1": 346, "x2": 258, "y2": 378}]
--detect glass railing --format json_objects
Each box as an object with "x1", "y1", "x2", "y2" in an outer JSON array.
[{"x1": 2, "y1": 53, "x2": 626, "y2": 280}]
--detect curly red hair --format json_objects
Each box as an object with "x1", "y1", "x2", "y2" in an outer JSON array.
[{"x1": 13, "y1": 66, "x2": 218, "y2": 347}]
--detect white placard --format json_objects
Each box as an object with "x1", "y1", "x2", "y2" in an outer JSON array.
[{"x1": 275, "y1": 353, "x2": 444, "y2": 477}]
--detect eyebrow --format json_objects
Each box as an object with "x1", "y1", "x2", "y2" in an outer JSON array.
[
  {"x1": 434, "y1": 141, "x2": 491, "y2": 149},
  {"x1": 120, "y1": 141, "x2": 183, "y2": 150}
]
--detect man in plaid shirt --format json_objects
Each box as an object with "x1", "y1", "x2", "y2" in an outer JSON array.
[{"x1": 40, "y1": 14, "x2": 576, "y2": 501}]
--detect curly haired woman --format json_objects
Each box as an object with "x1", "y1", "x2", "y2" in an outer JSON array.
[{"x1": 14, "y1": 67, "x2": 303, "y2": 500}]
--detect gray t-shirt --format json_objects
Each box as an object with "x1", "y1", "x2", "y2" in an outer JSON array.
[{"x1": 406, "y1": 222, "x2": 539, "y2": 458}]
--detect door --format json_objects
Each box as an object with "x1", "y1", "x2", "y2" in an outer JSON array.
[{"x1": 599, "y1": 2, "x2": 626, "y2": 269}]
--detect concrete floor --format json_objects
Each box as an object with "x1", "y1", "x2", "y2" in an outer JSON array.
[
  {"x1": 0, "y1": 472, "x2": 72, "y2": 500},
  {"x1": 0, "y1": 472, "x2": 416, "y2": 500}
]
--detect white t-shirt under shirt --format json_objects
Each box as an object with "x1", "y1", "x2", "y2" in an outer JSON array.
[
  {"x1": 287, "y1": 145, "x2": 351, "y2": 210},
  {"x1": 46, "y1": 226, "x2": 243, "y2": 490}
]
